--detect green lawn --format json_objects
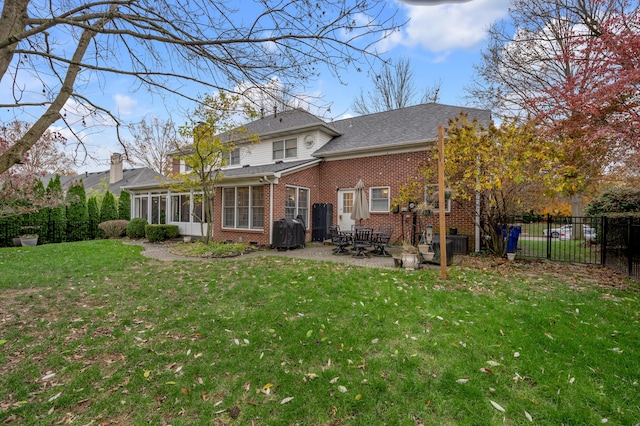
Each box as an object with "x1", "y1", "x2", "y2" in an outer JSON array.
[
  {"x1": 517, "y1": 238, "x2": 601, "y2": 263},
  {"x1": 1, "y1": 240, "x2": 638, "y2": 425}
]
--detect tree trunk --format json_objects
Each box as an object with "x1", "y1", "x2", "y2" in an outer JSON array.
[
  {"x1": 0, "y1": 4, "x2": 116, "y2": 175},
  {"x1": 571, "y1": 192, "x2": 584, "y2": 240},
  {"x1": 0, "y1": 0, "x2": 29, "y2": 80}
]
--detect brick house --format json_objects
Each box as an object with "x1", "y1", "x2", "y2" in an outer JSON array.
[{"x1": 125, "y1": 103, "x2": 491, "y2": 252}]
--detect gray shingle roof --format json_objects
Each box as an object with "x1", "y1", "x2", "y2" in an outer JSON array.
[
  {"x1": 44, "y1": 168, "x2": 164, "y2": 196},
  {"x1": 222, "y1": 159, "x2": 319, "y2": 178},
  {"x1": 315, "y1": 103, "x2": 492, "y2": 156},
  {"x1": 241, "y1": 108, "x2": 339, "y2": 138}
]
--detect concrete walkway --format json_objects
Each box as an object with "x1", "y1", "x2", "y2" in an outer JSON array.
[{"x1": 127, "y1": 240, "x2": 405, "y2": 269}]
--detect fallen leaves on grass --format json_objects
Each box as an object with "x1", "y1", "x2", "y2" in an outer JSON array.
[{"x1": 490, "y1": 400, "x2": 505, "y2": 412}]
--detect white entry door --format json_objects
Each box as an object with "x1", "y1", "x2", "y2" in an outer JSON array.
[{"x1": 337, "y1": 189, "x2": 355, "y2": 231}]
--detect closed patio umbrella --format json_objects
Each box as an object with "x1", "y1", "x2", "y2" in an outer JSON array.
[{"x1": 351, "y1": 179, "x2": 370, "y2": 222}]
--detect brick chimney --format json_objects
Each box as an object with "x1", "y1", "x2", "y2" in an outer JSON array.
[{"x1": 110, "y1": 153, "x2": 123, "y2": 184}]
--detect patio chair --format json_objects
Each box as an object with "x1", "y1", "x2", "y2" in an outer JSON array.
[
  {"x1": 352, "y1": 227, "x2": 373, "y2": 257},
  {"x1": 372, "y1": 226, "x2": 393, "y2": 256},
  {"x1": 329, "y1": 225, "x2": 350, "y2": 255}
]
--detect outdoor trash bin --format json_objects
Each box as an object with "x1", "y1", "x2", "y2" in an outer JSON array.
[{"x1": 507, "y1": 226, "x2": 522, "y2": 253}]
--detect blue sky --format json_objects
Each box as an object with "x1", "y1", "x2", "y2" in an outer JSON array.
[{"x1": 3, "y1": 0, "x2": 511, "y2": 173}]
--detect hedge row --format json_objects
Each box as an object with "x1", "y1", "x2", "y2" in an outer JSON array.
[{"x1": 145, "y1": 224, "x2": 180, "y2": 242}]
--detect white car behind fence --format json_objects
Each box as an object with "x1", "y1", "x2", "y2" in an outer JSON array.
[{"x1": 542, "y1": 224, "x2": 597, "y2": 241}]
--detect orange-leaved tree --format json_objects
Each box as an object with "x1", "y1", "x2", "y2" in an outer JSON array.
[{"x1": 425, "y1": 114, "x2": 556, "y2": 256}]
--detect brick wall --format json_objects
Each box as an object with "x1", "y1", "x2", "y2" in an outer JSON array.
[
  {"x1": 209, "y1": 151, "x2": 477, "y2": 251},
  {"x1": 317, "y1": 152, "x2": 477, "y2": 251}
]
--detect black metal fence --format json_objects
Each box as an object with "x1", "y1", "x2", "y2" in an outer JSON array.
[
  {"x1": 600, "y1": 216, "x2": 640, "y2": 280},
  {"x1": 0, "y1": 219, "x2": 100, "y2": 247},
  {"x1": 3, "y1": 214, "x2": 639, "y2": 280},
  {"x1": 512, "y1": 215, "x2": 640, "y2": 281}
]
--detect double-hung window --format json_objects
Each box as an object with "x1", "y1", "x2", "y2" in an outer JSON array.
[
  {"x1": 273, "y1": 138, "x2": 297, "y2": 160},
  {"x1": 370, "y1": 187, "x2": 390, "y2": 212},
  {"x1": 226, "y1": 147, "x2": 240, "y2": 166},
  {"x1": 222, "y1": 186, "x2": 264, "y2": 229},
  {"x1": 285, "y1": 186, "x2": 309, "y2": 226},
  {"x1": 425, "y1": 184, "x2": 452, "y2": 213}
]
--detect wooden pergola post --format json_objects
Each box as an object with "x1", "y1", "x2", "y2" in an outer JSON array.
[{"x1": 437, "y1": 125, "x2": 447, "y2": 280}]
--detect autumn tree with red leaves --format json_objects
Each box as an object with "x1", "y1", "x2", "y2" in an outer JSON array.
[
  {"x1": 0, "y1": 122, "x2": 68, "y2": 217},
  {"x1": 470, "y1": 0, "x2": 640, "y2": 213}
]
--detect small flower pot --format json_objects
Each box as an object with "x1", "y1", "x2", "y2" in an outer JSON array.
[
  {"x1": 418, "y1": 244, "x2": 435, "y2": 262},
  {"x1": 20, "y1": 235, "x2": 38, "y2": 247},
  {"x1": 13, "y1": 237, "x2": 22, "y2": 247},
  {"x1": 183, "y1": 236, "x2": 192, "y2": 243},
  {"x1": 507, "y1": 252, "x2": 516, "y2": 261},
  {"x1": 423, "y1": 252, "x2": 435, "y2": 262},
  {"x1": 402, "y1": 253, "x2": 421, "y2": 270}
]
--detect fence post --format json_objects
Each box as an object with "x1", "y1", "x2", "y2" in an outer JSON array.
[
  {"x1": 546, "y1": 214, "x2": 552, "y2": 260},
  {"x1": 600, "y1": 216, "x2": 607, "y2": 267},
  {"x1": 628, "y1": 216, "x2": 633, "y2": 278}
]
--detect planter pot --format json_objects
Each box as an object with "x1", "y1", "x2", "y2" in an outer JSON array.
[
  {"x1": 20, "y1": 235, "x2": 38, "y2": 246},
  {"x1": 402, "y1": 253, "x2": 420, "y2": 270},
  {"x1": 422, "y1": 252, "x2": 435, "y2": 262},
  {"x1": 507, "y1": 252, "x2": 516, "y2": 261},
  {"x1": 13, "y1": 237, "x2": 22, "y2": 247},
  {"x1": 183, "y1": 236, "x2": 192, "y2": 243}
]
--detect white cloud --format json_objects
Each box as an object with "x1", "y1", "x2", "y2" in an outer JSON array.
[
  {"x1": 113, "y1": 94, "x2": 138, "y2": 115},
  {"x1": 383, "y1": 0, "x2": 509, "y2": 52}
]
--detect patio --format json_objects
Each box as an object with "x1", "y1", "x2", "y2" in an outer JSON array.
[{"x1": 132, "y1": 240, "x2": 407, "y2": 269}]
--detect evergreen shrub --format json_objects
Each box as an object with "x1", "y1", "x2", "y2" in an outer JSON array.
[
  {"x1": 100, "y1": 191, "x2": 118, "y2": 222},
  {"x1": 145, "y1": 224, "x2": 179, "y2": 242},
  {"x1": 127, "y1": 218, "x2": 148, "y2": 239},
  {"x1": 118, "y1": 191, "x2": 131, "y2": 220},
  {"x1": 87, "y1": 197, "x2": 100, "y2": 239},
  {"x1": 585, "y1": 188, "x2": 640, "y2": 216},
  {"x1": 66, "y1": 182, "x2": 88, "y2": 241}
]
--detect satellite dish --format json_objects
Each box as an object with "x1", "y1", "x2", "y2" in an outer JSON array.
[{"x1": 304, "y1": 135, "x2": 315, "y2": 148}]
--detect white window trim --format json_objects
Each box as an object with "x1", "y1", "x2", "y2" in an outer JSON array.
[
  {"x1": 179, "y1": 160, "x2": 192, "y2": 174},
  {"x1": 170, "y1": 191, "x2": 204, "y2": 223},
  {"x1": 369, "y1": 186, "x2": 390, "y2": 213},
  {"x1": 425, "y1": 184, "x2": 452, "y2": 213},
  {"x1": 285, "y1": 185, "x2": 309, "y2": 226},
  {"x1": 222, "y1": 186, "x2": 264, "y2": 230},
  {"x1": 225, "y1": 147, "x2": 241, "y2": 167},
  {"x1": 272, "y1": 138, "x2": 298, "y2": 160}
]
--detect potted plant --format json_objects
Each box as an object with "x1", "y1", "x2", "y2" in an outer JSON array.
[
  {"x1": 401, "y1": 241, "x2": 421, "y2": 270},
  {"x1": 419, "y1": 244, "x2": 435, "y2": 262},
  {"x1": 19, "y1": 225, "x2": 40, "y2": 246}
]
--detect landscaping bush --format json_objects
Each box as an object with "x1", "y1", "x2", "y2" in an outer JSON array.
[
  {"x1": 46, "y1": 175, "x2": 66, "y2": 243},
  {"x1": 118, "y1": 191, "x2": 131, "y2": 220},
  {"x1": 585, "y1": 187, "x2": 640, "y2": 216},
  {"x1": 165, "y1": 225, "x2": 179, "y2": 239},
  {"x1": 126, "y1": 218, "x2": 148, "y2": 239},
  {"x1": 87, "y1": 196, "x2": 100, "y2": 239},
  {"x1": 100, "y1": 191, "x2": 118, "y2": 222},
  {"x1": 144, "y1": 224, "x2": 180, "y2": 242},
  {"x1": 98, "y1": 220, "x2": 129, "y2": 239},
  {"x1": 66, "y1": 182, "x2": 89, "y2": 241}
]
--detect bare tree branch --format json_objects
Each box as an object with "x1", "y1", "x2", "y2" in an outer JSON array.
[
  {"x1": 0, "y1": 0, "x2": 402, "y2": 174},
  {"x1": 351, "y1": 57, "x2": 441, "y2": 115}
]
